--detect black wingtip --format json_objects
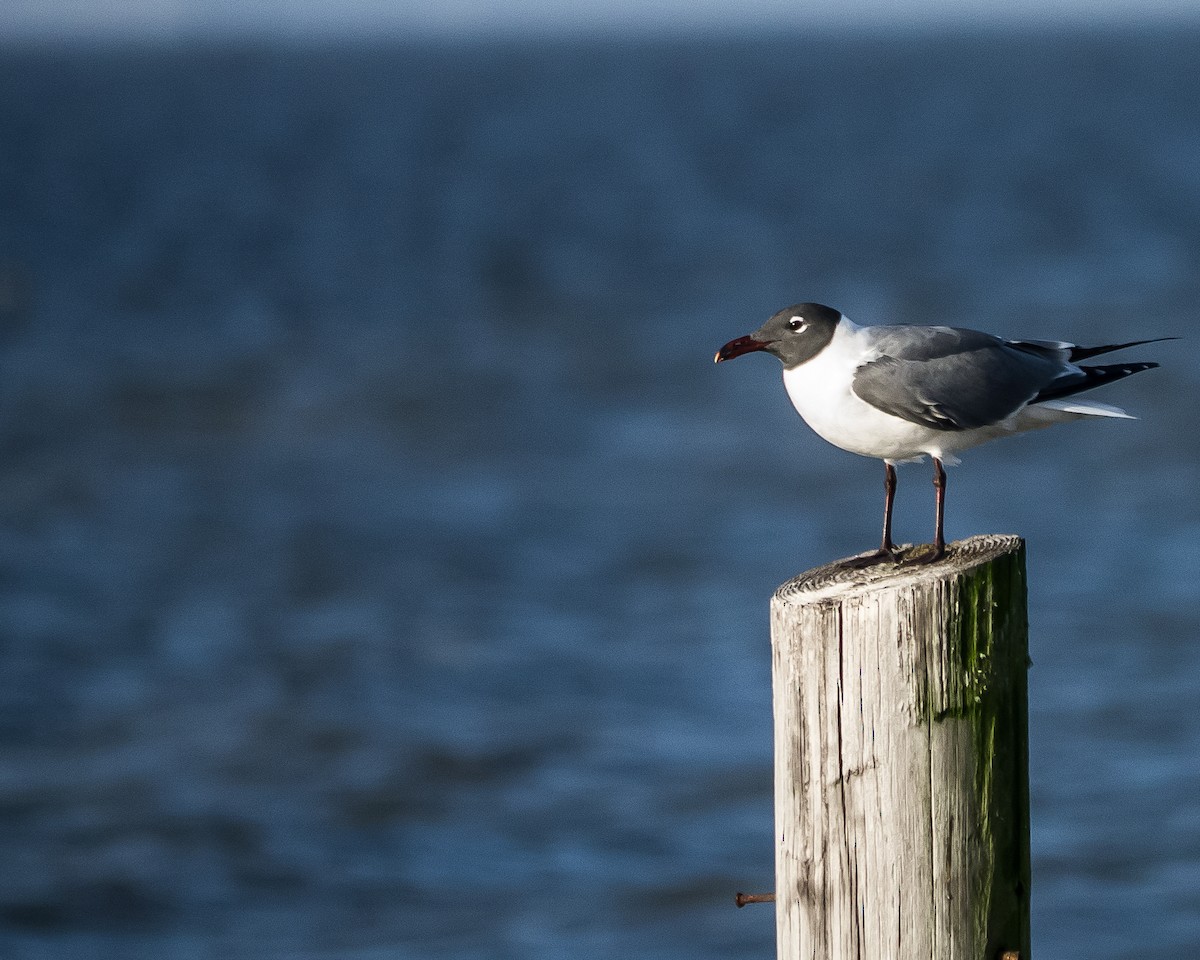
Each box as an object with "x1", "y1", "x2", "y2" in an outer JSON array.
[
  {"x1": 1069, "y1": 336, "x2": 1178, "y2": 362},
  {"x1": 1034, "y1": 360, "x2": 1161, "y2": 403}
]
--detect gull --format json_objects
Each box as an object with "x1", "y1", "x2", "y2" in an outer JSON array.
[{"x1": 715, "y1": 302, "x2": 1168, "y2": 564}]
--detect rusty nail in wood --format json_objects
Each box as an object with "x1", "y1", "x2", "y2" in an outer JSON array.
[{"x1": 735, "y1": 892, "x2": 776, "y2": 908}]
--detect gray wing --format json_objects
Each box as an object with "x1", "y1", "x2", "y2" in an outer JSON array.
[{"x1": 852, "y1": 326, "x2": 1069, "y2": 431}]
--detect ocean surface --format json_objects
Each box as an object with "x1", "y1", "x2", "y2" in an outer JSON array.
[{"x1": 0, "y1": 26, "x2": 1198, "y2": 959}]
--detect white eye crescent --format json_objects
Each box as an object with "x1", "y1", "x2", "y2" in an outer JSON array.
[{"x1": 788, "y1": 316, "x2": 807, "y2": 332}]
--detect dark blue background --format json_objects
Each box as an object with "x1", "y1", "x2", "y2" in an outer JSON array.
[{"x1": 0, "y1": 28, "x2": 1197, "y2": 959}]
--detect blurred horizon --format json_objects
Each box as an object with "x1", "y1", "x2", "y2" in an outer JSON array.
[{"x1": 4, "y1": 0, "x2": 1200, "y2": 42}]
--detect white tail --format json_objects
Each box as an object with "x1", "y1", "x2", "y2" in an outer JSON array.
[{"x1": 1035, "y1": 398, "x2": 1136, "y2": 419}]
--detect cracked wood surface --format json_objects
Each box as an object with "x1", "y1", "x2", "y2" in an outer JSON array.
[{"x1": 771, "y1": 535, "x2": 1031, "y2": 960}]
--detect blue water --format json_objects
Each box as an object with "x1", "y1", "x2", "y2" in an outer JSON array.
[{"x1": 0, "y1": 27, "x2": 1198, "y2": 959}]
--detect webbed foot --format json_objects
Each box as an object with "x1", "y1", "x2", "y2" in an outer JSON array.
[{"x1": 842, "y1": 547, "x2": 903, "y2": 569}]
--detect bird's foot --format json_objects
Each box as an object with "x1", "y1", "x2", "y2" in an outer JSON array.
[
  {"x1": 842, "y1": 546, "x2": 903, "y2": 569},
  {"x1": 902, "y1": 543, "x2": 946, "y2": 566}
]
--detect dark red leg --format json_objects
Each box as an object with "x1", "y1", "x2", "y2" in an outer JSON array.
[
  {"x1": 930, "y1": 457, "x2": 946, "y2": 560},
  {"x1": 881, "y1": 461, "x2": 897, "y2": 553},
  {"x1": 904, "y1": 457, "x2": 947, "y2": 565},
  {"x1": 844, "y1": 462, "x2": 901, "y2": 568}
]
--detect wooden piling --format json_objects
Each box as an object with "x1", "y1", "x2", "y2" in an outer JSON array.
[{"x1": 770, "y1": 534, "x2": 1031, "y2": 960}]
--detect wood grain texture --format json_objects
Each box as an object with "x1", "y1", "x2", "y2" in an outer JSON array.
[{"x1": 771, "y1": 534, "x2": 1030, "y2": 960}]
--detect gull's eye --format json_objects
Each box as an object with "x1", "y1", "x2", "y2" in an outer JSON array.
[{"x1": 788, "y1": 316, "x2": 807, "y2": 332}]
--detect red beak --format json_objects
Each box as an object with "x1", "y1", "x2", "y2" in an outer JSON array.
[{"x1": 714, "y1": 335, "x2": 771, "y2": 363}]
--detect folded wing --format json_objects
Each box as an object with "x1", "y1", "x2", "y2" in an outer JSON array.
[{"x1": 852, "y1": 326, "x2": 1105, "y2": 432}]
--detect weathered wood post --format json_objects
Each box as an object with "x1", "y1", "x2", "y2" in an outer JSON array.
[{"x1": 771, "y1": 534, "x2": 1031, "y2": 960}]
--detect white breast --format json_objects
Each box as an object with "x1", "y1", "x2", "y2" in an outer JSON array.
[{"x1": 781, "y1": 318, "x2": 958, "y2": 462}]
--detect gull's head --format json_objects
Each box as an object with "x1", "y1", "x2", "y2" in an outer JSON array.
[{"x1": 714, "y1": 302, "x2": 842, "y2": 368}]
